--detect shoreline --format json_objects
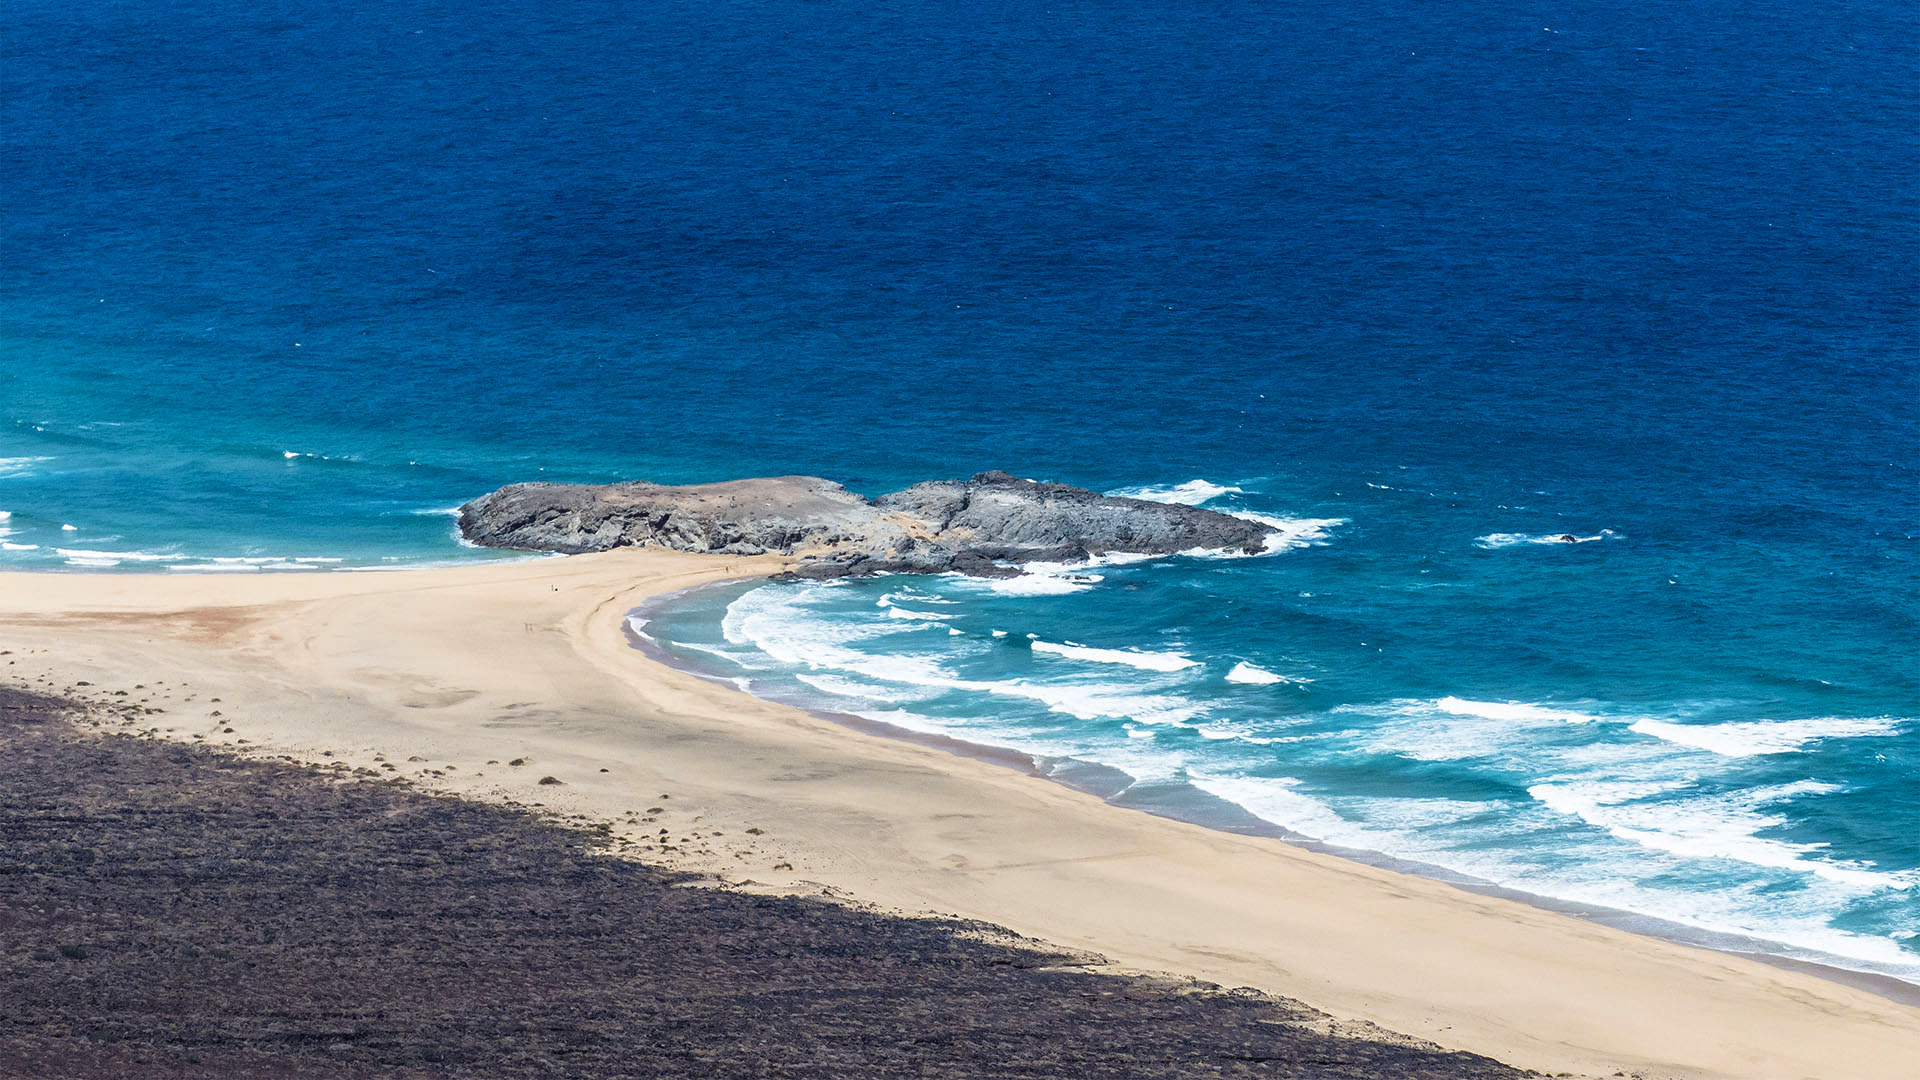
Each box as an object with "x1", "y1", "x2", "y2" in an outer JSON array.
[
  {"x1": 626, "y1": 581, "x2": 1920, "y2": 1008},
  {"x1": 3, "y1": 550, "x2": 1916, "y2": 1079}
]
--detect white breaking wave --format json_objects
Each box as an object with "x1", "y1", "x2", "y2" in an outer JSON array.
[
  {"x1": 1191, "y1": 512, "x2": 1345, "y2": 556},
  {"x1": 56, "y1": 548, "x2": 188, "y2": 567},
  {"x1": 1106, "y1": 479, "x2": 1244, "y2": 505},
  {"x1": 986, "y1": 675, "x2": 1201, "y2": 726},
  {"x1": 0, "y1": 457, "x2": 51, "y2": 477},
  {"x1": 1185, "y1": 720, "x2": 1316, "y2": 747},
  {"x1": 695, "y1": 581, "x2": 1920, "y2": 984},
  {"x1": 723, "y1": 585, "x2": 1203, "y2": 725},
  {"x1": 1225, "y1": 661, "x2": 1283, "y2": 685},
  {"x1": 1375, "y1": 698, "x2": 1899, "y2": 766},
  {"x1": 950, "y1": 563, "x2": 1105, "y2": 596},
  {"x1": 1194, "y1": 770, "x2": 1920, "y2": 979},
  {"x1": 846, "y1": 708, "x2": 966, "y2": 738},
  {"x1": 168, "y1": 555, "x2": 348, "y2": 572},
  {"x1": 171, "y1": 558, "x2": 305, "y2": 571},
  {"x1": 886, "y1": 606, "x2": 954, "y2": 621},
  {"x1": 1080, "y1": 550, "x2": 1164, "y2": 568},
  {"x1": 1224, "y1": 661, "x2": 1311, "y2": 686},
  {"x1": 985, "y1": 550, "x2": 1168, "y2": 594},
  {"x1": 1436, "y1": 696, "x2": 1602, "y2": 724},
  {"x1": 795, "y1": 672, "x2": 943, "y2": 704},
  {"x1": 1475, "y1": 529, "x2": 1617, "y2": 549},
  {"x1": 1188, "y1": 772, "x2": 1501, "y2": 853},
  {"x1": 1189, "y1": 773, "x2": 1376, "y2": 846},
  {"x1": 1102, "y1": 480, "x2": 1346, "y2": 557},
  {"x1": 671, "y1": 640, "x2": 759, "y2": 669},
  {"x1": 1030, "y1": 639, "x2": 1200, "y2": 672},
  {"x1": 985, "y1": 574, "x2": 1097, "y2": 595},
  {"x1": 1629, "y1": 716, "x2": 1904, "y2": 757},
  {"x1": 950, "y1": 517, "x2": 1332, "y2": 592},
  {"x1": 1350, "y1": 697, "x2": 1628, "y2": 765},
  {"x1": 1528, "y1": 779, "x2": 1916, "y2": 893},
  {"x1": 36, "y1": 544, "x2": 354, "y2": 571},
  {"x1": 879, "y1": 589, "x2": 958, "y2": 606}
]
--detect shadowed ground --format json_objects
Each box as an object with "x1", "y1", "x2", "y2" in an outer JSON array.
[{"x1": 0, "y1": 686, "x2": 1528, "y2": 1079}]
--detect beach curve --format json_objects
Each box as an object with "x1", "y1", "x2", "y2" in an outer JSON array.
[{"x1": 2, "y1": 550, "x2": 1915, "y2": 1080}]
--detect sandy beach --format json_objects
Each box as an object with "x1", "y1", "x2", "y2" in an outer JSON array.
[{"x1": 3, "y1": 550, "x2": 1915, "y2": 1080}]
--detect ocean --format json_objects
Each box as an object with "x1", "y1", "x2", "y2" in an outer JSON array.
[{"x1": 4, "y1": 0, "x2": 1915, "y2": 983}]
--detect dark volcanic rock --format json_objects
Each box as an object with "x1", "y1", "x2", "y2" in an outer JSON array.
[
  {"x1": 879, "y1": 471, "x2": 1271, "y2": 555},
  {"x1": 0, "y1": 688, "x2": 1528, "y2": 1080},
  {"x1": 456, "y1": 475, "x2": 881, "y2": 557},
  {"x1": 459, "y1": 470, "x2": 1276, "y2": 579}
]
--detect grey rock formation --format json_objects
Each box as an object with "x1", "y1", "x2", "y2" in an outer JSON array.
[{"x1": 458, "y1": 470, "x2": 1275, "y2": 580}]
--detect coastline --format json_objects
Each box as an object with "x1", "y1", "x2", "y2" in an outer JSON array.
[
  {"x1": 629, "y1": 580, "x2": 1920, "y2": 1009},
  {"x1": 3, "y1": 550, "x2": 1916, "y2": 1079}
]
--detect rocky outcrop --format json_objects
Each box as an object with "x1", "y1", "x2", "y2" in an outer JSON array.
[{"x1": 458, "y1": 470, "x2": 1273, "y2": 580}]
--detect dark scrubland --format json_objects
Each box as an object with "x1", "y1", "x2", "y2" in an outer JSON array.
[{"x1": 0, "y1": 686, "x2": 1527, "y2": 1079}]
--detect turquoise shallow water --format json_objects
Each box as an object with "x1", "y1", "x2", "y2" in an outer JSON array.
[
  {"x1": 4, "y1": 0, "x2": 1916, "y2": 980},
  {"x1": 635, "y1": 482, "x2": 1918, "y2": 984}
]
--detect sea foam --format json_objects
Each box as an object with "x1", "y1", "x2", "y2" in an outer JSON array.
[
  {"x1": 56, "y1": 548, "x2": 188, "y2": 567},
  {"x1": 1225, "y1": 661, "x2": 1284, "y2": 684},
  {"x1": 723, "y1": 584, "x2": 1204, "y2": 725},
  {"x1": 886, "y1": 606, "x2": 954, "y2": 621},
  {"x1": 1436, "y1": 696, "x2": 1602, "y2": 724},
  {"x1": 1188, "y1": 772, "x2": 1502, "y2": 853},
  {"x1": 1188, "y1": 772, "x2": 1920, "y2": 978},
  {"x1": 951, "y1": 564, "x2": 1104, "y2": 596},
  {"x1": 1349, "y1": 697, "x2": 1617, "y2": 764},
  {"x1": 0, "y1": 457, "x2": 51, "y2": 477},
  {"x1": 1102, "y1": 481, "x2": 1344, "y2": 557},
  {"x1": 1475, "y1": 529, "x2": 1617, "y2": 549},
  {"x1": 1528, "y1": 779, "x2": 1915, "y2": 892},
  {"x1": 1030, "y1": 639, "x2": 1199, "y2": 672},
  {"x1": 1628, "y1": 716, "x2": 1904, "y2": 757},
  {"x1": 1195, "y1": 512, "x2": 1345, "y2": 556},
  {"x1": 1105, "y1": 479, "x2": 1243, "y2": 505}
]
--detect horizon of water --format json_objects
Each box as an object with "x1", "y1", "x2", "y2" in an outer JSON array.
[{"x1": 4, "y1": 0, "x2": 1916, "y2": 984}]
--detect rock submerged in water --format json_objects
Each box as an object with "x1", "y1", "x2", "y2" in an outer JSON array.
[{"x1": 457, "y1": 470, "x2": 1274, "y2": 580}]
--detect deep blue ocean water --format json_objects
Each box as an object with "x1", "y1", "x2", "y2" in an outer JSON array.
[{"x1": 5, "y1": 1, "x2": 1916, "y2": 980}]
